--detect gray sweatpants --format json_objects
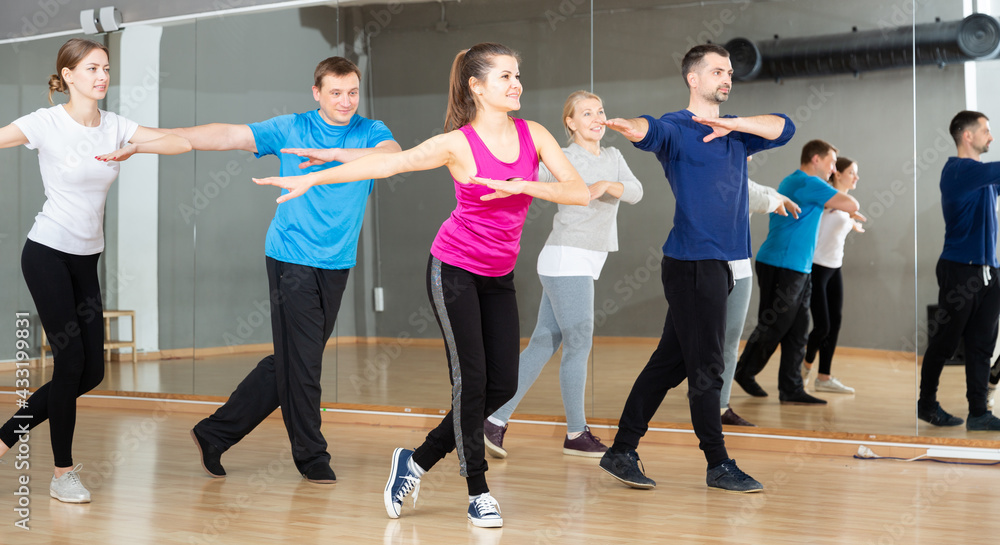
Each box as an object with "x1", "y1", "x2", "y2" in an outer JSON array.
[{"x1": 490, "y1": 275, "x2": 594, "y2": 432}]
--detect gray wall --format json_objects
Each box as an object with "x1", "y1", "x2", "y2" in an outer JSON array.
[{"x1": 361, "y1": 0, "x2": 960, "y2": 352}]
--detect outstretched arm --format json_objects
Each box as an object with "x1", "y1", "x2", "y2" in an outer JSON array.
[
  {"x1": 825, "y1": 192, "x2": 866, "y2": 222},
  {"x1": 95, "y1": 126, "x2": 192, "y2": 161},
  {"x1": 282, "y1": 140, "x2": 402, "y2": 168},
  {"x1": 255, "y1": 132, "x2": 458, "y2": 203},
  {"x1": 0, "y1": 124, "x2": 28, "y2": 149},
  {"x1": 693, "y1": 114, "x2": 787, "y2": 143},
  {"x1": 601, "y1": 117, "x2": 650, "y2": 143},
  {"x1": 157, "y1": 123, "x2": 256, "y2": 153},
  {"x1": 469, "y1": 121, "x2": 589, "y2": 206}
]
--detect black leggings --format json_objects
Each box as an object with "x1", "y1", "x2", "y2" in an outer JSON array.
[
  {"x1": 805, "y1": 264, "x2": 843, "y2": 375},
  {"x1": 412, "y1": 256, "x2": 519, "y2": 496},
  {"x1": 0, "y1": 239, "x2": 105, "y2": 467}
]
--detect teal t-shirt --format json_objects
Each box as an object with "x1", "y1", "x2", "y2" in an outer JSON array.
[
  {"x1": 755, "y1": 169, "x2": 839, "y2": 274},
  {"x1": 249, "y1": 111, "x2": 394, "y2": 269}
]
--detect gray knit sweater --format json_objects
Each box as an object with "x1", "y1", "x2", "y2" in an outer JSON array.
[{"x1": 538, "y1": 143, "x2": 643, "y2": 252}]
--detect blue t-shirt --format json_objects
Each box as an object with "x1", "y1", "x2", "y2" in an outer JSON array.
[
  {"x1": 635, "y1": 110, "x2": 794, "y2": 261},
  {"x1": 940, "y1": 157, "x2": 1000, "y2": 268},
  {"x1": 755, "y1": 169, "x2": 839, "y2": 274},
  {"x1": 250, "y1": 111, "x2": 395, "y2": 269}
]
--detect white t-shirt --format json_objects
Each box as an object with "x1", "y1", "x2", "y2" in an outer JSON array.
[
  {"x1": 536, "y1": 245, "x2": 609, "y2": 280},
  {"x1": 813, "y1": 209, "x2": 854, "y2": 269},
  {"x1": 13, "y1": 105, "x2": 138, "y2": 255}
]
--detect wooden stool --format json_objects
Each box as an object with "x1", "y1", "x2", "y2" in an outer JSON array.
[{"x1": 40, "y1": 309, "x2": 138, "y2": 369}]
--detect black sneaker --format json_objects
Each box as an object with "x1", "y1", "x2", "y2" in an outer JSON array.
[
  {"x1": 190, "y1": 428, "x2": 226, "y2": 478},
  {"x1": 302, "y1": 463, "x2": 337, "y2": 484},
  {"x1": 735, "y1": 374, "x2": 769, "y2": 397},
  {"x1": 966, "y1": 412, "x2": 1000, "y2": 431},
  {"x1": 779, "y1": 390, "x2": 827, "y2": 405},
  {"x1": 917, "y1": 402, "x2": 963, "y2": 427},
  {"x1": 599, "y1": 448, "x2": 656, "y2": 489},
  {"x1": 707, "y1": 459, "x2": 763, "y2": 493}
]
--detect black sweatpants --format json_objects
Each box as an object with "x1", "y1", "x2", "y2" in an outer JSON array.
[
  {"x1": 0, "y1": 239, "x2": 105, "y2": 468},
  {"x1": 412, "y1": 256, "x2": 519, "y2": 496},
  {"x1": 613, "y1": 257, "x2": 732, "y2": 467},
  {"x1": 195, "y1": 257, "x2": 349, "y2": 474},
  {"x1": 805, "y1": 264, "x2": 843, "y2": 376},
  {"x1": 735, "y1": 261, "x2": 811, "y2": 398},
  {"x1": 919, "y1": 258, "x2": 1000, "y2": 417}
]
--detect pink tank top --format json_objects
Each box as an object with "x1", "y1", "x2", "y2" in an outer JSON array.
[{"x1": 430, "y1": 117, "x2": 539, "y2": 276}]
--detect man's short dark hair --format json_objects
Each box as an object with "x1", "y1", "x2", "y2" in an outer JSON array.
[
  {"x1": 313, "y1": 56, "x2": 362, "y2": 90},
  {"x1": 950, "y1": 110, "x2": 988, "y2": 146},
  {"x1": 681, "y1": 44, "x2": 730, "y2": 89},
  {"x1": 800, "y1": 139, "x2": 838, "y2": 165}
]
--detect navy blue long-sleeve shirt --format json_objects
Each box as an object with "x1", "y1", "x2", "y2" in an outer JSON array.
[
  {"x1": 940, "y1": 157, "x2": 1000, "y2": 268},
  {"x1": 635, "y1": 110, "x2": 795, "y2": 262}
]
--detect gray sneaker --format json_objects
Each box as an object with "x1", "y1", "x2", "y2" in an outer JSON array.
[
  {"x1": 50, "y1": 464, "x2": 91, "y2": 503},
  {"x1": 706, "y1": 459, "x2": 763, "y2": 493}
]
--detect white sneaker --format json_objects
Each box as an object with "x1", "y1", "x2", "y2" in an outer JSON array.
[
  {"x1": 800, "y1": 363, "x2": 812, "y2": 387},
  {"x1": 50, "y1": 464, "x2": 91, "y2": 503},
  {"x1": 468, "y1": 493, "x2": 503, "y2": 528},
  {"x1": 988, "y1": 384, "x2": 996, "y2": 411},
  {"x1": 814, "y1": 377, "x2": 855, "y2": 394}
]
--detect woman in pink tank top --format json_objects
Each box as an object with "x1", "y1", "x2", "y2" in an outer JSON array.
[{"x1": 255, "y1": 42, "x2": 588, "y2": 528}]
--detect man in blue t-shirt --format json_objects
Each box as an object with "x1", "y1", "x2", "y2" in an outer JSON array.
[
  {"x1": 599, "y1": 44, "x2": 794, "y2": 494},
  {"x1": 162, "y1": 57, "x2": 400, "y2": 483},
  {"x1": 735, "y1": 140, "x2": 860, "y2": 405},
  {"x1": 919, "y1": 110, "x2": 1000, "y2": 431}
]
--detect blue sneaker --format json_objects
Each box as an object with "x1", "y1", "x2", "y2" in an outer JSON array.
[
  {"x1": 384, "y1": 448, "x2": 420, "y2": 519},
  {"x1": 468, "y1": 493, "x2": 503, "y2": 528}
]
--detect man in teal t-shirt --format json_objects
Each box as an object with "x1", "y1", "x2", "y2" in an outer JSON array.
[
  {"x1": 162, "y1": 57, "x2": 400, "y2": 484},
  {"x1": 735, "y1": 140, "x2": 861, "y2": 404}
]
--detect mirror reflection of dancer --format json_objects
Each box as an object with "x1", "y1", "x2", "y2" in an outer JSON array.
[
  {"x1": 483, "y1": 91, "x2": 644, "y2": 459},
  {"x1": 802, "y1": 157, "x2": 865, "y2": 394},
  {"x1": 734, "y1": 140, "x2": 863, "y2": 406},
  {"x1": 161, "y1": 57, "x2": 401, "y2": 485},
  {"x1": 720, "y1": 175, "x2": 801, "y2": 428},
  {"x1": 919, "y1": 110, "x2": 1000, "y2": 431},
  {"x1": 254, "y1": 43, "x2": 589, "y2": 528},
  {"x1": 597, "y1": 44, "x2": 794, "y2": 493},
  {"x1": 0, "y1": 38, "x2": 191, "y2": 503}
]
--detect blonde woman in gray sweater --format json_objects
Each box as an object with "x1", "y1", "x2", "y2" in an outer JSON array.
[{"x1": 484, "y1": 91, "x2": 643, "y2": 458}]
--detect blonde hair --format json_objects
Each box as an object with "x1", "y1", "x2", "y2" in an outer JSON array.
[
  {"x1": 48, "y1": 38, "x2": 109, "y2": 105},
  {"x1": 562, "y1": 90, "x2": 602, "y2": 143},
  {"x1": 444, "y1": 42, "x2": 521, "y2": 131}
]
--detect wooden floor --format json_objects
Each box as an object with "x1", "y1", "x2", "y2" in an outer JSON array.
[
  {"x1": 0, "y1": 340, "x2": 991, "y2": 441},
  {"x1": 0, "y1": 404, "x2": 996, "y2": 544}
]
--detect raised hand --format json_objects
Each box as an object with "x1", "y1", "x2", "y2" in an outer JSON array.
[
  {"x1": 851, "y1": 210, "x2": 867, "y2": 232},
  {"x1": 281, "y1": 148, "x2": 340, "y2": 168},
  {"x1": 691, "y1": 116, "x2": 739, "y2": 143},
  {"x1": 775, "y1": 195, "x2": 801, "y2": 219},
  {"x1": 95, "y1": 143, "x2": 138, "y2": 162},
  {"x1": 601, "y1": 118, "x2": 649, "y2": 142},
  {"x1": 254, "y1": 174, "x2": 314, "y2": 204},
  {"x1": 468, "y1": 176, "x2": 524, "y2": 201}
]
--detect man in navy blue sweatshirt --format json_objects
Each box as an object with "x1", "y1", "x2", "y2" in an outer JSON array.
[
  {"x1": 919, "y1": 110, "x2": 1000, "y2": 431},
  {"x1": 598, "y1": 44, "x2": 794, "y2": 493}
]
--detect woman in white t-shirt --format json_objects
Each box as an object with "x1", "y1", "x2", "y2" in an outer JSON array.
[
  {"x1": 803, "y1": 157, "x2": 865, "y2": 394},
  {"x1": 0, "y1": 38, "x2": 190, "y2": 503}
]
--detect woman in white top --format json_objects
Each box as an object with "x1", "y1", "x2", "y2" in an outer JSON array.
[
  {"x1": 803, "y1": 157, "x2": 864, "y2": 394},
  {"x1": 0, "y1": 38, "x2": 190, "y2": 503},
  {"x1": 482, "y1": 90, "x2": 643, "y2": 458}
]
